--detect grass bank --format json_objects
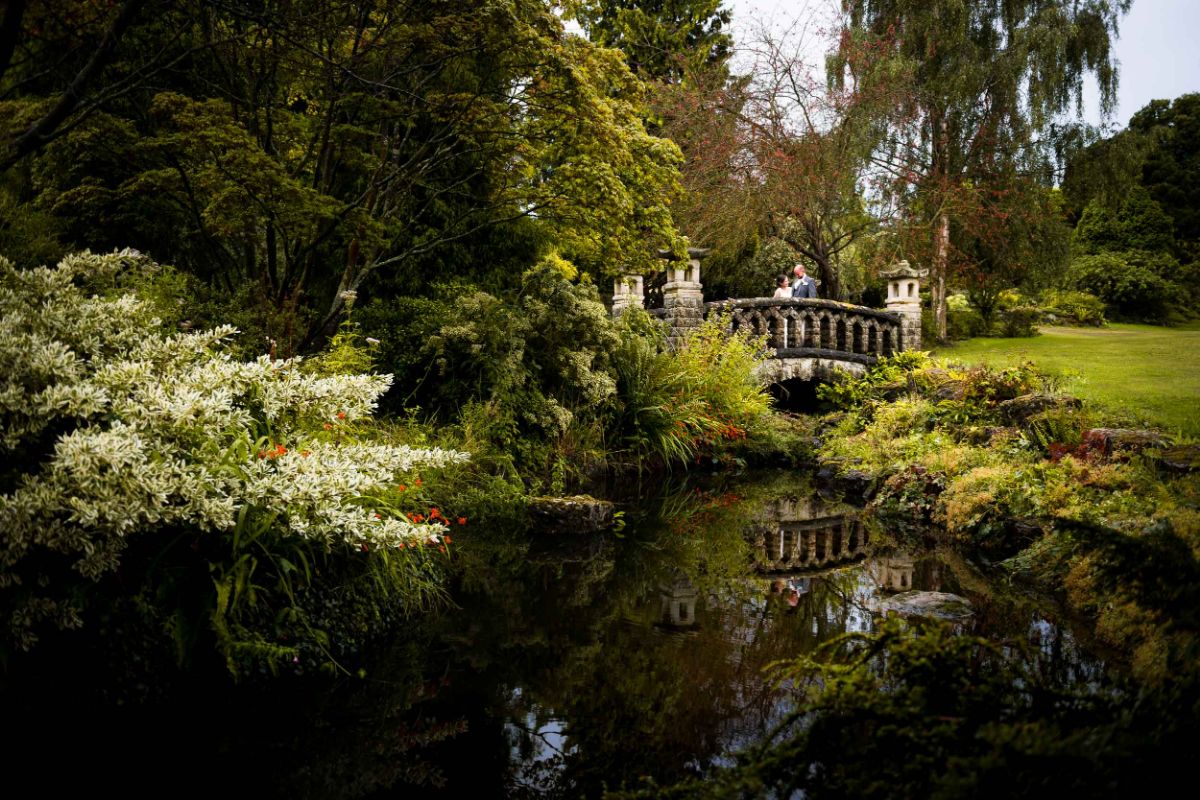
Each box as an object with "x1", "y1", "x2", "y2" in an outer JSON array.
[{"x1": 936, "y1": 324, "x2": 1200, "y2": 435}]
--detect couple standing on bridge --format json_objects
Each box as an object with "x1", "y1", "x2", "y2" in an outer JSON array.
[{"x1": 773, "y1": 263, "x2": 819, "y2": 299}]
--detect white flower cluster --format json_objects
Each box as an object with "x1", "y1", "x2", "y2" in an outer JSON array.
[{"x1": 0, "y1": 251, "x2": 469, "y2": 585}]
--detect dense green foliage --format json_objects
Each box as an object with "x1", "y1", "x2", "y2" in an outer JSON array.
[
  {"x1": 362, "y1": 272, "x2": 774, "y2": 483},
  {"x1": 573, "y1": 0, "x2": 732, "y2": 82},
  {"x1": 1062, "y1": 94, "x2": 1200, "y2": 322},
  {"x1": 0, "y1": 0, "x2": 684, "y2": 352}
]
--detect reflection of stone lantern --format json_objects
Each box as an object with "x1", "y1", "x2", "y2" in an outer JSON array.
[
  {"x1": 881, "y1": 260, "x2": 928, "y2": 350},
  {"x1": 611, "y1": 274, "x2": 644, "y2": 317},
  {"x1": 657, "y1": 575, "x2": 700, "y2": 630}
]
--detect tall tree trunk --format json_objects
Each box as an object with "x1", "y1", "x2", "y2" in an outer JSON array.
[
  {"x1": 932, "y1": 211, "x2": 949, "y2": 342},
  {"x1": 814, "y1": 253, "x2": 839, "y2": 300},
  {"x1": 930, "y1": 109, "x2": 950, "y2": 343}
]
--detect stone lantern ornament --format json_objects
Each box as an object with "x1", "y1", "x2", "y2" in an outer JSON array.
[
  {"x1": 610, "y1": 273, "x2": 644, "y2": 317},
  {"x1": 881, "y1": 260, "x2": 928, "y2": 350},
  {"x1": 611, "y1": 247, "x2": 709, "y2": 349}
]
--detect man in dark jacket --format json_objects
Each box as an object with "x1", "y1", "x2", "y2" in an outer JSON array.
[{"x1": 791, "y1": 263, "x2": 818, "y2": 298}]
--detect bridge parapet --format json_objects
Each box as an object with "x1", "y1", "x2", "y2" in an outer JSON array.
[
  {"x1": 707, "y1": 298, "x2": 903, "y2": 362},
  {"x1": 613, "y1": 255, "x2": 924, "y2": 377}
]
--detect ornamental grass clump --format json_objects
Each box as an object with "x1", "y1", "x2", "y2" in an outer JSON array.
[
  {"x1": 0, "y1": 250, "x2": 468, "y2": 652},
  {"x1": 610, "y1": 310, "x2": 772, "y2": 467}
]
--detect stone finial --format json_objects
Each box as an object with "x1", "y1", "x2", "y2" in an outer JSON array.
[
  {"x1": 611, "y1": 274, "x2": 644, "y2": 317},
  {"x1": 880, "y1": 259, "x2": 928, "y2": 279},
  {"x1": 882, "y1": 260, "x2": 925, "y2": 350}
]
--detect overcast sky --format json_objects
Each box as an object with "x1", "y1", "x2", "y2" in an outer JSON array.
[{"x1": 725, "y1": 0, "x2": 1200, "y2": 129}]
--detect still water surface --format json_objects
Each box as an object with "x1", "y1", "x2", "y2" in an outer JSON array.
[{"x1": 7, "y1": 471, "x2": 1105, "y2": 797}]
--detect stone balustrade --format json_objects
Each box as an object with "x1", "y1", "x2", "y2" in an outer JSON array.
[
  {"x1": 707, "y1": 298, "x2": 903, "y2": 363},
  {"x1": 749, "y1": 515, "x2": 869, "y2": 573},
  {"x1": 613, "y1": 255, "x2": 922, "y2": 367}
]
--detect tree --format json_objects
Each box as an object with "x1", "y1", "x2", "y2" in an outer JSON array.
[
  {"x1": 833, "y1": 0, "x2": 1129, "y2": 341},
  {"x1": 658, "y1": 18, "x2": 890, "y2": 300},
  {"x1": 0, "y1": 0, "x2": 193, "y2": 170},
  {"x1": 956, "y1": 182, "x2": 1071, "y2": 325},
  {"x1": 1129, "y1": 93, "x2": 1200, "y2": 261},
  {"x1": 1073, "y1": 186, "x2": 1176, "y2": 256},
  {"x1": 5, "y1": 1, "x2": 685, "y2": 351},
  {"x1": 573, "y1": 0, "x2": 732, "y2": 83}
]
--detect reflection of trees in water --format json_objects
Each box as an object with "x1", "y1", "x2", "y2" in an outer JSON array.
[{"x1": 354, "y1": 479, "x2": 1110, "y2": 798}]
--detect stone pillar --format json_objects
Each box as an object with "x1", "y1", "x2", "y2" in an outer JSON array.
[
  {"x1": 663, "y1": 247, "x2": 708, "y2": 349},
  {"x1": 611, "y1": 274, "x2": 644, "y2": 317},
  {"x1": 882, "y1": 260, "x2": 928, "y2": 351}
]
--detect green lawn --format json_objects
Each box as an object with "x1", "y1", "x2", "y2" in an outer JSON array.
[{"x1": 934, "y1": 324, "x2": 1200, "y2": 435}]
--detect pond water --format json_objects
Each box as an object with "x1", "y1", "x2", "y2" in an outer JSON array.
[{"x1": 3, "y1": 470, "x2": 1107, "y2": 797}]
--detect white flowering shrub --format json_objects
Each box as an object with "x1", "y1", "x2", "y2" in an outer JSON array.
[{"x1": 0, "y1": 250, "x2": 468, "y2": 649}]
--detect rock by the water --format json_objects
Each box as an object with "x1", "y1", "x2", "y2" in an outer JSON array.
[
  {"x1": 528, "y1": 495, "x2": 614, "y2": 534},
  {"x1": 816, "y1": 464, "x2": 878, "y2": 502},
  {"x1": 999, "y1": 394, "x2": 1081, "y2": 423},
  {"x1": 1084, "y1": 428, "x2": 1171, "y2": 457},
  {"x1": 880, "y1": 591, "x2": 973, "y2": 620},
  {"x1": 1157, "y1": 444, "x2": 1200, "y2": 473}
]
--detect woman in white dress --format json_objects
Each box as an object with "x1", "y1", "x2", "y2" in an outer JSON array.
[{"x1": 772, "y1": 274, "x2": 791, "y2": 298}]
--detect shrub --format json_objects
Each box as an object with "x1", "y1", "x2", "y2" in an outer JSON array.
[
  {"x1": 1038, "y1": 289, "x2": 1107, "y2": 326},
  {"x1": 0, "y1": 250, "x2": 468, "y2": 656},
  {"x1": 1066, "y1": 251, "x2": 1180, "y2": 321},
  {"x1": 994, "y1": 305, "x2": 1041, "y2": 337},
  {"x1": 947, "y1": 294, "x2": 987, "y2": 339},
  {"x1": 361, "y1": 262, "x2": 622, "y2": 483},
  {"x1": 609, "y1": 309, "x2": 772, "y2": 466},
  {"x1": 923, "y1": 298, "x2": 987, "y2": 342}
]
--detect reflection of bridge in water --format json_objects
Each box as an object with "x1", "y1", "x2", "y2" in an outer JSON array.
[{"x1": 747, "y1": 496, "x2": 868, "y2": 574}]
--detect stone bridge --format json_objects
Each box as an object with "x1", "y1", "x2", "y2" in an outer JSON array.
[{"x1": 612, "y1": 249, "x2": 927, "y2": 382}]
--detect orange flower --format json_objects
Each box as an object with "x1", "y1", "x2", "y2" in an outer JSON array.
[
  {"x1": 323, "y1": 423, "x2": 333, "y2": 430},
  {"x1": 457, "y1": 517, "x2": 466, "y2": 525},
  {"x1": 337, "y1": 411, "x2": 347, "y2": 420},
  {"x1": 397, "y1": 484, "x2": 407, "y2": 492},
  {"x1": 429, "y1": 508, "x2": 440, "y2": 518},
  {"x1": 414, "y1": 478, "x2": 422, "y2": 486},
  {"x1": 443, "y1": 535, "x2": 453, "y2": 545}
]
